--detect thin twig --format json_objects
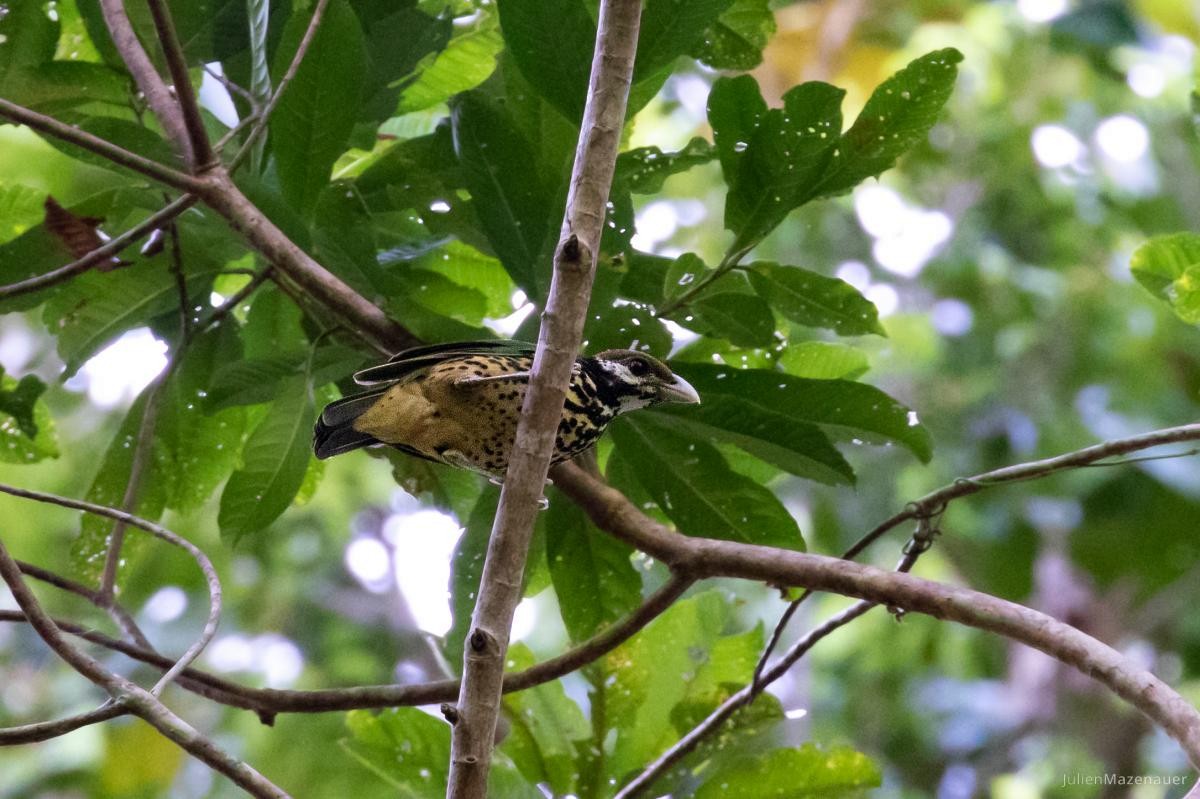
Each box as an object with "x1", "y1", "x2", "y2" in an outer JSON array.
[
  {"x1": 0, "y1": 195, "x2": 197, "y2": 301},
  {"x1": 144, "y1": 0, "x2": 216, "y2": 169},
  {"x1": 447, "y1": 1, "x2": 644, "y2": 795},
  {"x1": 229, "y1": 0, "x2": 331, "y2": 173},
  {"x1": 0, "y1": 100, "x2": 201, "y2": 192},
  {"x1": 0, "y1": 701, "x2": 127, "y2": 745},
  {"x1": 0, "y1": 485, "x2": 223, "y2": 702},
  {"x1": 98, "y1": 0, "x2": 192, "y2": 165},
  {"x1": 0, "y1": 535, "x2": 284, "y2": 797}
]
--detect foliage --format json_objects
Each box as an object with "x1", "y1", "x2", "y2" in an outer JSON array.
[{"x1": 0, "y1": 0, "x2": 1198, "y2": 797}]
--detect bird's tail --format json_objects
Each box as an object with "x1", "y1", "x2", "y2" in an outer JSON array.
[{"x1": 313, "y1": 390, "x2": 385, "y2": 459}]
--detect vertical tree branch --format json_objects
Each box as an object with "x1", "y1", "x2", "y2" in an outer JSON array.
[
  {"x1": 446, "y1": 2, "x2": 643, "y2": 796},
  {"x1": 144, "y1": 0, "x2": 216, "y2": 169},
  {"x1": 98, "y1": 0, "x2": 194, "y2": 165}
]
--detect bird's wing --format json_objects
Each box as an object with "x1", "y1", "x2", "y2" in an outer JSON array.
[{"x1": 352, "y1": 340, "x2": 536, "y2": 385}]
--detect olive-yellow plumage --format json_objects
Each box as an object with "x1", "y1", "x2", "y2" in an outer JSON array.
[{"x1": 313, "y1": 341, "x2": 699, "y2": 477}]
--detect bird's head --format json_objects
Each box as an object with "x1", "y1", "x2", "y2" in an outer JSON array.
[{"x1": 592, "y1": 349, "x2": 701, "y2": 413}]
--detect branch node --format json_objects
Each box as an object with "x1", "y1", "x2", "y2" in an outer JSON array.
[
  {"x1": 468, "y1": 628, "x2": 496, "y2": 655},
  {"x1": 441, "y1": 703, "x2": 460, "y2": 725}
]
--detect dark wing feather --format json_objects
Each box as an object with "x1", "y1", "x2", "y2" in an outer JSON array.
[{"x1": 353, "y1": 340, "x2": 536, "y2": 385}]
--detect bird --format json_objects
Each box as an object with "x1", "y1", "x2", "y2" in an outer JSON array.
[{"x1": 312, "y1": 340, "x2": 700, "y2": 478}]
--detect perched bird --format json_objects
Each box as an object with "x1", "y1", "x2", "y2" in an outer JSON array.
[{"x1": 313, "y1": 340, "x2": 700, "y2": 477}]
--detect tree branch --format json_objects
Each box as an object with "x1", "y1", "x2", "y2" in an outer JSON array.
[
  {"x1": 144, "y1": 0, "x2": 216, "y2": 169},
  {"x1": 0, "y1": 702, "x2": 127, "y2": 745},
  {"x1": 0, "y1": 100, "x2": 202, "y2": 192},
  {"x1": 447, "y1": 2, "x2": 643, "y2": 795},
  {"x1": 0, "y1": 573, "x2": 694, "y2": 719},
  {"x1": 0, "y1": 195, "x2": 197, "y2": 301},
  {"x1": 551, "y1": 461, "x2": 1200, "y2": 771},
  {"x1": 0, "y1": 536, "x2": 286, "y2": 798},
  {"x1": 98, "y1": 0, "x2": 194, "y2": 165}
]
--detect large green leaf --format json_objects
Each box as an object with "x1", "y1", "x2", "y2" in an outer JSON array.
[
  {"x1": 445, "y1": 486, "x2": 499, "y2": 668},
  {"x1": 692, "y1": 291, "x2": 776, "y2": 347},
  {"x1": 583, "y1": 303, "x2": 673, "y2": 356},
  {"x1": 497, "y1": 0, "x2": 594, "y2": 122},
  {"x1": 358, "y1": 6, "x2": 451, "y2": 125},
  {"x1": 271, "y1": 0, "x2": 367, "y2": 215},
  {"x1": 395, "y1": 21, "x2": 504, "y2": 115},
  {"x1": 603, "y1": 591, "x2": 732, "y2": 780},
  {"x1": 341, "y1": 708, "x2": 451, "y2": 796},
  {"x1": 0, "y1": 62, "x2": 129, "y2": 115},
  {"x1": 635, "y1": 0, "x2": 733, "y2": 80},
  {"x1": 671, "y1": 362, "x2": 933, "y2": 461},
  {"x1": 748, "y1": 261, "x2": 884, "y2": 336},
  {"x1": 205, "y1": 346, "x2": 366, "y2": 411},
  {"x1": 713, "y1": 78, "x2": 845, "y2": 251},
  {"x1": 544, "y1": 492, "x2": 641, "y2": 642},
  {"x1": 694, "y1": 744, "x2": 882, "y2": 799},
  {"x1": 609, "y1": 414, "x2": 805, "y2": 549},
  {"x1": 0, "y1": 0, "x2": 58, "y2": 85},
  {"x1": 815, "y1": 48, "x2": 963, "y2": 199},
  {"x1": 501, "y1": 643, "x2": 591, "y2": 795},
  {"x1": 0, "y1": 184, "x2": 45, "y2": 246},
  {"x1": 778, "y1": 341, "x2": 869, "y2": 380},
  {"x1": 217, "y1": 375, "x2": 315, "y2": 543},
  {"x1": 450, "y1": 91, "x2": 552, "y2": 295},
  {"x1": 689, "y1": 0, "x2": 775, "y2": 70},
  {"x1": 647, "y1": 397, "x2": 854, "y2": 485}
]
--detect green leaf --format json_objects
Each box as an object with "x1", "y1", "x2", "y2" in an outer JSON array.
[
  {"x1": 156, "y1": 325, "x2": 247, "y2": 513},
  {"x1": 636, "y1": 0, "x2": 733, "y2": 80},
  {"x1": 418, "y1": 240, "x2": 516, "y2": 320},
  {"x1": 672, "y1": 362, "x2": 933, "y2": 461},
  {"x1": 396, "y1": 22, "x2": 504, "y2": 115},
  {"x1": 0, "y1": 183, "x2": 46, "y2": 245},
  {"x1": 41, "y1": 260, "x2": 181, "y2": 376},
  {"x1": 0, "y1": 61, "x2": 129, "y2": 115},
  {"x1": 815, "y1": 47, "x2": 963, "y2": 199},
  {"x1": 603, "y1": 591, "x2": 733, "y2": 779},
  {"x1": 501, "y1": 643, "x2": 591, "y2": 794},
  {"x1": 451, "y1": 91, "x2": 552, "y2": 295},
  {"x1": 610, "y1": 414, "x2": 804, "y2": 549},
  {"x1": 689, "y1": 0, "x2": 776, "y2": 71},
  {"x1": 662, "y1": 252, "x2": 710, "y2": 301},
  {"x1": 341, "y1": 708, "x2": 450, "y2": 795},
  {"x1": 0, "y1": 0, "x2": 58, "y2": 82},
  {"x1": 748, "y1": 262, "x2": 884, "y2": 336},
  {"x1": 544, "y1": 492, "x2": 641, "y2": 642},
  {"x1": 692, "y1": 292, "x2": 776, "y2": 347},
  {"x1": 358, "y1": 7, "x2": 451, "y2": 125},
  {"x1": 694, "y1": 744, "x2": 882, "y2": 799},
  {"x1": 711, "y1": 77, "x2": 845, "y2": 251},
  {"x1": 241, "y1": 286, "x2": 306, "y2": 359},
  {"x1": 583, "y1": 303, "x2": 673, "y2": 357},
  {"x1": 71, "y1": 390, "x2": 168, "y2": 581},
  {"x1": 46, "y1": 116, "x2": 180, "y2": 173},
  {"x1": 778, "y1": 341, "x2": 869, "y2": 380},
  {"x1": 1130, "y1": 233, "x2": 1200, "y2": 324},
  {"x1": 217, "y1": 374, "x2": 316, "y2": 543},
  {"x1": 615, "y1": 138, "x2": 717, "y2": 195},
  {"x1": 271, "y1": 1, "x2": 367, "y2": 215},
  {"x1": 648, "y1": 397, "x2": 854, "y2": 485},
  {"x1": 497, "y1": 0, "x2": 594, "y2": 122},
  {"x1": 0, "y1": 370, "x2": 58, "y2": 464},
  {"x1": 206, "y1": 346, "x2": 366, "y2": 411}
]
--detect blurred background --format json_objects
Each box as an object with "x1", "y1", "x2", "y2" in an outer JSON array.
[{"x1": 2, "y1": 0, "x2": 1200, "y2": 797}]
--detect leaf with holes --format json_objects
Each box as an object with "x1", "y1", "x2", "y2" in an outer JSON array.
[{"x1": 749, "y1": 262, "x2": 884, "y2": 336}]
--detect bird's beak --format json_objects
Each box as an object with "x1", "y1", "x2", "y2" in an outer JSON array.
[{"x1": 658, "y1": 375, "x2": 701, "y2": 405}]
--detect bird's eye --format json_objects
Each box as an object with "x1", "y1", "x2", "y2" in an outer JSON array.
[{"x1": 628, "y1": 358, "x2": 649, "y2": 377}]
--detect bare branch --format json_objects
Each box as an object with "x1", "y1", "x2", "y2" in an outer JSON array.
[
  {"x1": 448, "y1": 1, "x2": 643, "y2": 795},
  {"x1": 0, "y1": 485, "x2": 223, "y2": 702},
  {"x1": 0, "y1": 702, "x2": 127, "y2": 745},
  {"x1": 230, "y1": 0, "x2": 332, "y2": 172},
  {"x1": 98, "y1": 0, "x2": 193, "y2": 165},
  {"x1": 144, "y1": 0, "x2": 216, "y2": 169},
  {"x1": 0, "y1": 537, "x2": 285, "y2": 797},
  {"x1": 0, "y1": 100, "x2": 202, "y2": 192},
  {"x1": 0, "y1": 573, "x2": 694, "y2": 718},
  {"x1": 552, "y1": 461, "x2": 1200, "y2": 771},
  {"x1": 196, "y1": 168, "x2": 414, "y2": 355}
]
